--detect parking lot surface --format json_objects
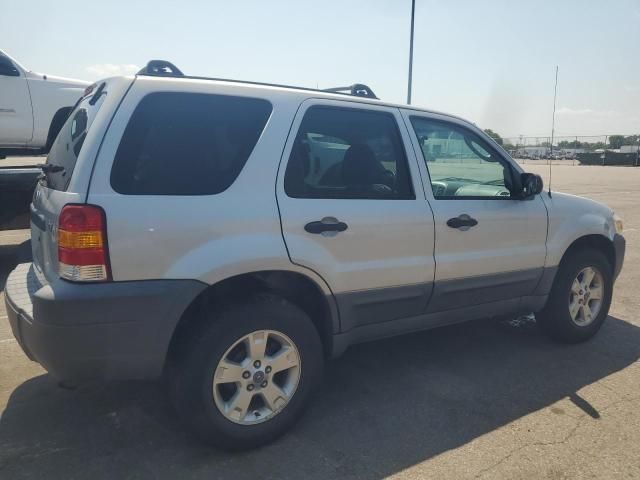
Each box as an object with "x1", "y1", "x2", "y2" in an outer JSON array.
[{"x1": 1, "y1": 163, "x2": 639, "y2": 479}]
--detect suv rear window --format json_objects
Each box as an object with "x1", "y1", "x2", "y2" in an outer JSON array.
[
  {"x1": 45, "y1": 88, "x2": 105, "y2": 191},
  {"x1": 110, "y1": 92, "x2": 272, "y2": 195}
]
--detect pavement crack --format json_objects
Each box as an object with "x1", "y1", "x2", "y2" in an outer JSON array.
[{"x1": 474, "y1": 417, "x2": 584, "y2": 479}]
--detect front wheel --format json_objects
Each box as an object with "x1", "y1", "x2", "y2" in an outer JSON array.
[
  {"x1": 537, "y1": 249, "x2": 613, "y2": 343},
  {"x1": 167, "y1": 294, "x2": 323, "y2": 450}
]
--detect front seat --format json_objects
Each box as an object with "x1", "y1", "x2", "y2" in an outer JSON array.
[{"x1": 341, "y1": 144, "x2": 391, "y2": 191}]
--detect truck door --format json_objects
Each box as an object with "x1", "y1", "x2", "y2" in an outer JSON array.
[{"x1": 0, "y1": 52, "x2": 32, "y2": 146}]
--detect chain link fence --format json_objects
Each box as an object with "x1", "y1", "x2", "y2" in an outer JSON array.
[{"x1": 497, "y1": 135, "x2": 640, "y2": 166}]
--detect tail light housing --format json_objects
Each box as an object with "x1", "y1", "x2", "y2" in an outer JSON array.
[{"x1": 58, "y1": 204, "x2": 111, "y2": 282}]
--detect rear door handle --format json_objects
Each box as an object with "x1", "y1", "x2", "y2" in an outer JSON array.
[
  {"x1": 446, "y1": 214, "x2": 478, "y2": 229},
  {"x1": 304, "y1": 217, "x2": 348, "y2": 235}
]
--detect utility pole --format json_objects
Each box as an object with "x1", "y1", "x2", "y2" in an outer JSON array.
[
  {"x1": 550, "y1": 66, "x2": 558, "y2": 156},
  {"x1": 407, "y1": 0, "x2": 416, "y2": 104}
]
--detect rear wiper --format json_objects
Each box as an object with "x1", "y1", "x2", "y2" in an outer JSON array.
[
  {"x1": 35, "y1": 163, "x2": 64, "y2": 184},
  {"x1": 36, "y1": 163, "x2": 64, "y2": 174}
]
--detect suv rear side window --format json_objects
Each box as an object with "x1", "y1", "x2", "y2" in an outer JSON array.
[
  {"x1": 284, "y1": 106, "x2": 414, "y2": 200},
  {"x1": 111, "y1": 92, "x2": 272, "y2": 195}
]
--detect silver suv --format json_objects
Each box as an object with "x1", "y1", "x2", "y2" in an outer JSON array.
[{"x1": 5, "y1": 61, "x2": 625, "y2": 449}]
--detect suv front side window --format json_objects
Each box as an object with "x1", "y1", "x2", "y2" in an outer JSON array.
[
  {"x1": 284, "y1": 106, "x2": 414, "y2": 200},
  {"x1": 410, "y1": 117, "x2": 516, "y2": 199}
]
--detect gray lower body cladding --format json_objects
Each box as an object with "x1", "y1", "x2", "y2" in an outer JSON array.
[
  {"x1": 335, "y1": 267, "x2": 551, "y2": 332},
  {"x1": 613, "y1": 233, "x2": 625, "y2": 280},
  {"x1": 5, "y1": 264, "x2": 560, "y2": 381},
  {"x1": 4, "y1": 263, "x2": 206, "y2": 383},
  {"x1": 331, "y1": 267, "x2": 554, "y2": 356}
]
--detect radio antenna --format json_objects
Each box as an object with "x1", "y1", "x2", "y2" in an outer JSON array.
[{"x1": 549, "y1": 65, "x2": 558, "y2": 197}]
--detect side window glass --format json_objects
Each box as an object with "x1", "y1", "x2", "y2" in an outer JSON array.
[
  {"x1": 111, "y1": 93, "x2": 272, "y2": 195},
  {"x1": 410, "y1": 117, "x2": 514, "y2": 198},
  {"x1": 0, "y1": 54, "x2": 20, "y2": 77},
  {"x1": 284, "y1": 106, "x2": 414, "y2": 199}
]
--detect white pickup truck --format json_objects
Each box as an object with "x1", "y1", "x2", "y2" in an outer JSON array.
[{"x1": 0, "y1": 49, "x2": 89, "y2": 156}]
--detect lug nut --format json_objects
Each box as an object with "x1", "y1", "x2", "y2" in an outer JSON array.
[
  {"x1": 265, "y1": 366, "x2": 272, "y2": 374},
  {"x1": 253, "y1": 360, "x2": 261, "y2": 369},
  {"x1": 261, "y1": 381, "x2": 268, "y2": 388},
  {"x1": 247, "y1": 384, "x2": 255, "y2": 391},
  {"x1": 242, "y1": 371, "x2": 251, "y2": 379}
]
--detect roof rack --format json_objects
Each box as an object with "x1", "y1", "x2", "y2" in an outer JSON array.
[
  {"x1": 135, "y1": 59, "x2": 379, "y2": 100},
  {"x1": 137, "y1": 60, "x2": 184, "y2": 77},
  {"x1": 323, "y1": 84, "x2": 378, "y2": 99}
]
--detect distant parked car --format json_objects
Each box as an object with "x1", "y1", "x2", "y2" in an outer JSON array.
[{"x1": 0, "y1": 49, "x2": 90, "y2": 156}]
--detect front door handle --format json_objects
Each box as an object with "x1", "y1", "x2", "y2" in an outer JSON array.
[
  {"x1": 305, "y1": 217, "x2": 348, "y2": 235},
  {"x1": 446, "y1": 214, "x2": 478, "y2": 229}
]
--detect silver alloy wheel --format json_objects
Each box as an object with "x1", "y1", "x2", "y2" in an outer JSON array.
[
  {"x1": 569, "y1": 266, "x2": 604, "y2": 326},
  {"x1": 212, "y1": 330, "x2": 301, "y2": 425}
]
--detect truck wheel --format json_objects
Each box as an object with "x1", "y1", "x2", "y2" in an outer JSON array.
[
  {"x1": 537, "y1": 249, "x2": 612, "y2": 343},
  {"x1": 45, "y1": 107, "x2": 72, "y2": 153},
  {"x1": 168, "y1": 294, "x2": 323, "y2": 450}
]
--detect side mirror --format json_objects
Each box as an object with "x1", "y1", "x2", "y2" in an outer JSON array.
[{"x1": 520, "y1": 173, "x2": 544, "y2": 198}]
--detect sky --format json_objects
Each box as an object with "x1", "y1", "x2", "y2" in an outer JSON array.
[{"x1": 2, "y1": 0, "x2": 639, "y2": 139}]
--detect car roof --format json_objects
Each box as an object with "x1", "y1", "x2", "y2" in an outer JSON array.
[{"x1": 129, "y1": 69, "x2": 474, "y2": 127}]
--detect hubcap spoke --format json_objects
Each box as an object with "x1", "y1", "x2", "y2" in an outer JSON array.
[
  {"x1": 581, "y1": 303, "x2": 593, "y2": 322},
  {"x1": 226, "y1": 388, "x2": 253, "y2": 421},
  {"x1": 571, "y1": 279, "x2": 581, "y2": 295},
  {"x1": 246, "y1": 331, "x2": 268, "y2": 361},
  {"x1": 261, "y1": 383, "x2": 288, "y2": 412},
  {"x1": 589, "y1": 285, "x2": 603, "y2": 300},
  {"x1": 214, "y1": 358, "x2": 245, "y2": 384},
  {"x1": 569, "y1": 300, "x2": 580, "y2": 321},
  {"x1": 582, "y1": 268, "x2": 596, "y2": 288},
  {"x1": 268, "y1": 346, "x2": 299, "y2": 374}
]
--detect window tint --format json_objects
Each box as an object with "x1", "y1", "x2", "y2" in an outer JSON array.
[
  {"x1": 111, "y1": 92, "x2": 272, "y2": 195},
  {"x1": 45, "y1": 91, "x2": 104, "y2": 191},
  {"x1": 0, "y1": 54, "x2": 20, "y2": 76},
  {"x1": 285, "y1": 106, "x2": 414, "y2": 199},
  {"x1": 410, "y1": 117, "x2": 515, "y2": 199}
]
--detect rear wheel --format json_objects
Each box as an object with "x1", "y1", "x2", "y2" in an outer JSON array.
[
  {"x1": 168, "y1": 294, "x2": 323, "y2": 450},
  {"x1": 537, "y1": 249, "x2": 612, "y2": 343}
]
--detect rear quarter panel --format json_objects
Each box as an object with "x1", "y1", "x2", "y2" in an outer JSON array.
[{"x1": 86, "y1": 78, "x2": 332, "y2": 293}]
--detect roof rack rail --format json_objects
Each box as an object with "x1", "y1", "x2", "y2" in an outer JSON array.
[
  {"x1": 137, "y1": 60, "x2": 184, "y2": 77},
  {"x1": 323, "y1": 84, "x2": 378, "y2": 99},
  {"x1": 135, "y1": 60, "x2": 380, "y2": 100}
]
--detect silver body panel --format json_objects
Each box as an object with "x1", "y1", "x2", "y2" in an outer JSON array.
[{"x1": 28, "y1": 73, "x2": 623, "y2": 346}]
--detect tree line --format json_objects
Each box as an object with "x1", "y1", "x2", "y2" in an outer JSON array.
[{"x1": 483, "y1": 130, "x2": 639, "y2": 151}]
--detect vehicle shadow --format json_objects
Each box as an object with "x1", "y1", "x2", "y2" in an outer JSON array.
[
  {"x1": 0, "y1": 239, "x2": 31, "y2": 292},
  {"x1": 0, "y1": 312, "x2": 638, "y2": 479}
]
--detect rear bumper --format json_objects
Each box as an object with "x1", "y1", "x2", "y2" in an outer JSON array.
[
  {"x1": 613, "y1": 233, "x2": 625, "y2": 281},
  {"x1": 4, "y1": 263, "x2": 205, "y2": 383}
]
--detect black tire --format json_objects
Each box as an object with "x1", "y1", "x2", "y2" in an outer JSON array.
[
  {"x1": 167, "y1": 294, "x2": 323, "y2": 450},
  {"x1": 45, "y1": 108, "x2": 72, "y2": 153},
  {"x1": 537, "y1": 248, "x2": 613, "y2": 343}
]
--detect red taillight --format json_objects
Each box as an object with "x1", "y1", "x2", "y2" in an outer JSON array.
[{"x1": 57, "y1": 204, "x2": 111, "y2": 282}]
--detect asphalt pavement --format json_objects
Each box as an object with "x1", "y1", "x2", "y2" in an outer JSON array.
[{"x1": 0, "y1": 162, "x2": 638, "y2": 479}]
